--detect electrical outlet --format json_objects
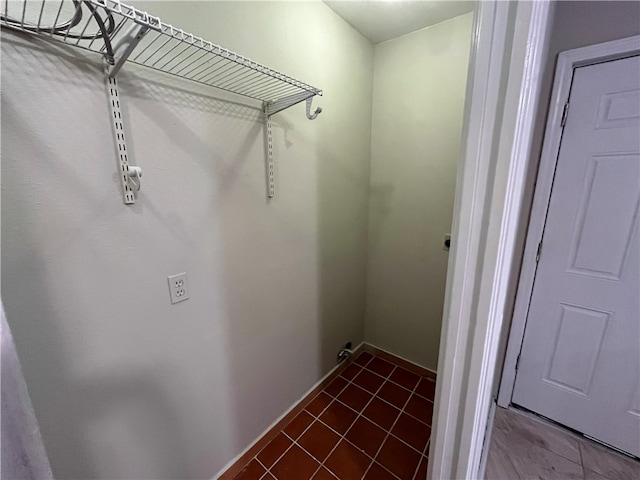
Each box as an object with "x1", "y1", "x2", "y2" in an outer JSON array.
[
  {"x1": 167, "y1": 273, "x2": 189, "y2": 304},
  {"x1": 443, "y1": 234, "x2": 451, "y2": 251}
]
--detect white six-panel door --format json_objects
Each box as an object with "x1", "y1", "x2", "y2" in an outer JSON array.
[{"x1": 512, "y1": 55, "x2": 640, "y2": 456}]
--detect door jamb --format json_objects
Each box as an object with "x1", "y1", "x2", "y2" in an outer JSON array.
[
  {"x1": 496, "y1": 35, "x2": 640, "y2": 408},
  {"x1": 427, "y1": 1, "x2": 553, "y2": 478}
]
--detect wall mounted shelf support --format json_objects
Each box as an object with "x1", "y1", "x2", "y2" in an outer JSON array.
[
  {"x1": 106, "y1": 74, "x2": 139, "y2": 204},
  {"x1": 263, "y1": 109, "x2": 275, "y2": 199},
  {"x1": 306, "y1": 97, "x2": 323, "y2": 120},
  {"x1": 2, "y1": 0, "x2": 323, "y2": 203},
  {"x1": 264, "y1": 91, "x2": 318, "y2": 117},
  {"x1": 107, "y1": 23, "x2": 151, "y2": 77}
]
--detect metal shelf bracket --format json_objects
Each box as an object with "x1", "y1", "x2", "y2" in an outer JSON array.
[
  {"x1": 2, "y1": 0, "x2": 323, "y2": 204},
  {"x1": 106, "y1": 73, "x2": 140, "y2": 204},
  {"x1": 263, "y1": 104, "x2": 275, "y2": 199},
  {"x1": 262, "y1": 93, "x2": 321, "y2": 198},
  {"x1": 306, "y1": 96, "x2": 322, "y2": 120},
  {"x1": 264, "y1": 91, "x2": 322, "y2": 118},
  {"x1": 107, "y1": 22, "x2": 151, "y2": 77}
]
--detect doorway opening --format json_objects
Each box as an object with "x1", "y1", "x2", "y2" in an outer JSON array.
[{"x1": 490, "y1": 3, "x2": 640, "y2": 478}]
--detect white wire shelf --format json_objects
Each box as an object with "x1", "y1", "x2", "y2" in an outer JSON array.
[
  {"x1": 2, "y1": 0, "x2": 323, "y2": 203},
  {"x1": 1, "y1": 0, "x2": 323, "y2": 110}
]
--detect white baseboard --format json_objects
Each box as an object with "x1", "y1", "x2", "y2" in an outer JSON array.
[
  {"x1": 212, "y1": 341, "x2": 365, "y2": 479},
  {"x1": 364, "y1": 342, "x2": 438, "y2": 376}
]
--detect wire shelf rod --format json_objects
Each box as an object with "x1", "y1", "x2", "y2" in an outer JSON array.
[
  {"x1": 74, "y1": 7, "x2": 94, "y2": 45},
  {"x1": 213, "y1": 65, "x2": 256, "y2": 89},
  {"x1": 50, "y1": 0, "x2": 65, "y2": 37},
  {"x1": 246, "y1": 83, "x2": 298, "y2": 103},
  {"x1": 178, "y1": 52, "x2": 214, "y2": 77},
  {"x1": 168, "y1": 48, "x2": 208, "y2": 75},
  {"x1": 149, "y1": 37, "x2": 185, "y2": 68},
  {"x1": 190, "y1": 56, "x2": 229, "y2": 82},
  {"x1": 1, "y1": 0, "x2": 324, "y2": 204},
  {"x1": 223, "y1": 72, "x2": 279, "y2": 97},
  {"x1": 245, "y1": 80, "x2": 300, "y2": 101},
  {"x1": 198, "y1": 60, "x2": 243, "y2": 85},
  {"x1": 20, "y1": 0, "x2": 26, "y2": 27},
  {"x1": 140, "y1": 33, "x2": 173, "y2": 64},
  {"x1": 100, "y1": 13, "x2": 127, "y2": 50},
  {"x1": 35, "y1": 0, "x2": 45, "y2": 32},
  {"x1": 158, "y1": 41, "x2": 192, "y2": 70},
  {"x1": 1, "y1": 0, "x2": 322, "y2": 107},
  {"x1": 61, "y1": 1, "x2": 81, "y2": 42},
  {"x1": 204, "y1": 62, "x2": 255, "y2": 89}
]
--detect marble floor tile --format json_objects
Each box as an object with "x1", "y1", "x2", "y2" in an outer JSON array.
[
  {"x1": 492, "y1": 407, "x2": 582, "y2": 464},
  {"x1": 507, "y1": 442, "x2": 585, "y2": 480},
  {"x1": 579, "y1": 439, "x2": 640, "y2": 480},
  {"x1": 583, "y1": 468, "x2": 609, "y2": 480},
  {"x1": 486, "y1": 407, "x2": 640, "y2": 480},
  {"x1": 485, "y1": 443, "x2": 521, "y2": 480}
]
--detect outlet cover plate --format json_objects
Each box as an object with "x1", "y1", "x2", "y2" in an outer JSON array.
[{"x1": 168, "y1": 273, "x2": 189, "y2": 304}]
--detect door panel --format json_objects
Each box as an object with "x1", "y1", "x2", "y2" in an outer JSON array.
[
  {"x1": 568, "y1": 153, "x2": 639, "y2": 279},
  {"x1": 512, "y1": 55, "x2": 640, "y2": 456},
  {"x1": 544, "y1": 304, "x2": 610, "y2": 396}
]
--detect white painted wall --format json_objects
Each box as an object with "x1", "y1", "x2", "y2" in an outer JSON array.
[
  {"x1": 1, "y1": 2, "x2": 373, "y2": 478},
  {"x1": 364, "y1": 13, "x2": 473, "y2": 370}
]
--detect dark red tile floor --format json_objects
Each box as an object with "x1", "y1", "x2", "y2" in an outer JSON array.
[{"x1": 231, "y1": 351, "x2": 435, "y2": 480}]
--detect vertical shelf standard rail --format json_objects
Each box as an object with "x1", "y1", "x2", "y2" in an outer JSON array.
[{"x1": 1, "y1": 0, "x2": 323, "y2": 203}]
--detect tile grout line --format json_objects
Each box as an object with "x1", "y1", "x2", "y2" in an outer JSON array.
[
  {"x1": 282, "y1": 430, "x2": 339, "y2": 480},
  {"x1": 349, "y1": 355, "x2": 436, "y2": 402},
  {"x1": 299, "y1": 353, "x2": 382, "y2": 480},
  {"x1": 264, "y1": 353, "x2": 378, "y2": 480},
  {"x1": 311, "y1": 416, "x2": 401, "y2": 480},
  {"x1": 501, "y1": 442, "x2": 522, "y2": 480},
  {"x1": 339, "y1": 360, "x2": 434, "y2": 429},
  {"x1": 361, "y1": 366, "x2": 422, "y2": 480},
  {"x1": 365, "y1": 363, "x2": 436, "y2": 404},
  {"x1": 345, "y1": 362, "x2": 402, "y2": 480},
  {"x1": 245, "y1": 353, "x2": 430, "y2": 480},
  {"x1": 307, "y1": 354, "x2": 430, "y2": 479},
  {"x1": 256, "y1": 459, "x2": 269, "y2": 480},
  {"x1": 327, "y1": 362, "x2": 433, "y2": 457},
  {"x1": 361, "y1": 372, "x2": 420, "y2": 479},
  {"x1": 257, "y1": 381, "x2": 340, "y2": 479},
  {"x1": 578, "y1": 440, "x2": 587, "y2": 480},
  {"x1": 411, "y1": 439, "x2": 430, "y2": 480},
  {"x1": 325, "y1": 354, "x2": 390, "y2": 478},
  {"x1": 330, "y1": 394, "x2": 430, "y2": 457},
  {"x1": 248, "y1": 355, "x2": 374, "y2": 479},
  {"x1": 507, "y1": 409, "x2": 596, "y2": 469},
  {"x1": 313, "y1": 354, "x2": 402, "y2": 480},
  {"x1": 358, "y1": 362, "x2": 435, "y2": 414}
]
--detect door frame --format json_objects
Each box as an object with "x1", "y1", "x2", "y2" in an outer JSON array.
[
  {"x1": 427, "y1": 1, "x2": 553, "y2": 478},
  {"x1": 497, "y1": 35, "x2": 640, "y2": 408}
]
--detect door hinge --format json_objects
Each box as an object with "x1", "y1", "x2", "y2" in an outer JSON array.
[
  {"x1": 536, "y1": 241, "x2": 542, "y2": 262},
  {"x1": 561, "y1": 102, "x2": 569, "y2": 127},
  {"x1": 515, "y1": 353, "x2": 521, "y2": 371}
]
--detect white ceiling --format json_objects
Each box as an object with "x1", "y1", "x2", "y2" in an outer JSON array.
[{"x1": 324, "y1": 1, "x2": 475, "y2": 44}]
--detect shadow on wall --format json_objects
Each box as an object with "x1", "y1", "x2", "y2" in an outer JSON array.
[
  {"x1": 316, "y1": 106, "x2": 371, "y2": 374},
  {"x1": 362, "y1": 11, "x2": 473, "y2": 370},
  {"x1": 1, "y1": 22, "x2": 365, "y2": 479},
  {"x1": 2, "y1": 0, "x2": 375, "y2": 474},
  {"x1": 2, "y1": 36, "x2": 193, "y2": 479},
  {"x1": 367, "y1": 183, "x2": 394, "y2": 245},
  {"x1": 2, "y1": 32, "x2": 264, "y2": 478},
  {"x1": 2, "y1": 124, "x2": 190, "y2": 480}
]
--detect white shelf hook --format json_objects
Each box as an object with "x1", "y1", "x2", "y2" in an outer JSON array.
[
  {"x1": 127, "y1": 166, "x2": 142, "y2": 192},
  {"x1": 306, "y1": 97, "x2": 322, "y2": 120}
]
